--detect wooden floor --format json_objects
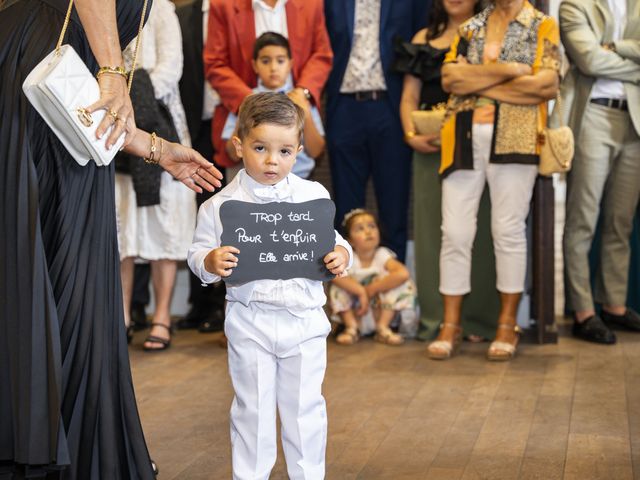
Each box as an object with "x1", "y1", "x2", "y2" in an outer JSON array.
[{"x1": 130, "y1": 321, "x2": 640, "y2": 480}]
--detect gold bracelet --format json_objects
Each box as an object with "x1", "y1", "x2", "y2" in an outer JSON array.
[
  {"x1": 404, "y1": 130, "x2": 416, "y2": 142},
  {"x1": 96, "y1": 66, "x2": 128, "y2": 80},
  {"x1": 144, "y1": 132, "x2": 159, "y2": 165},
  {"x1": 158, "y1": 137, "x2": 164, "y2": 163}
]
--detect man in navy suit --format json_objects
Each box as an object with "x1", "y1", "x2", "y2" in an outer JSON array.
[{"x1": 324, "y1": 0, "x2": 428, "y2": 261}]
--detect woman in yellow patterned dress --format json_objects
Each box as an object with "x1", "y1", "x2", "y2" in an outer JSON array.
[{"x1": 427, "y1": 0, "x2": 561, "y2": 360}]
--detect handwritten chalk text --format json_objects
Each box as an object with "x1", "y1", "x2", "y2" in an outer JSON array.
[{"x1": 235, "y1": 228, "x2": 262, "y2": 243}]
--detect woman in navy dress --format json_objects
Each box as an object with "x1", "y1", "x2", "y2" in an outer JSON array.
[{"x1": 0, "y1": 0, "x2": 221, "y2": 477}]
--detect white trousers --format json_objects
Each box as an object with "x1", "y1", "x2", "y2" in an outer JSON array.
[
  {"x1": 440, "y1": 123, "x2": 538, "y2": 295},
  {"x1": 225, "y1": 301, "x2": 331, "y2": 480}
]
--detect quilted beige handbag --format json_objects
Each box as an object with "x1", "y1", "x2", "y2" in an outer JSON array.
[
  {"x1": 538, "y1": 95, "x2": 574, "y2": 176},
  {"x1": 22, "y1": 0, "x2": 148, "y2": 166}
]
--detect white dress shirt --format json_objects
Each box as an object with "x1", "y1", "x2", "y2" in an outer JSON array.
[
  {"x1": 202, "y1": 0, "x2": 220, "y2": 120},
  {"x1": 251, "y1": 0, "x2": 294, "y2": 88},
  {"x1": 252, "y1": 0, "x2": 289, "y2": 38},
  {"x1": 188, "y1": 169, "x2": 353, "y2": 312},
  {"x1": 590, "y1": 0, "x2": 627, "y2": 100}
]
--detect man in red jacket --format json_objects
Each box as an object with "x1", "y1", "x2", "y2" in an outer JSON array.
[{"x1": 204, "y1": 0, "x2": 333, "y2": 171}]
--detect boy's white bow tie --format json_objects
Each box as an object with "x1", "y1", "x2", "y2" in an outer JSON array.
[{"x1": 253, "y1": 184, "x2": 293, "y2": 200}]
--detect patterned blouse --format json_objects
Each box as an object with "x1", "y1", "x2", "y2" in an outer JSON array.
[{"x1": 439, "y1": 1, "x2": 560, "y2": 177}]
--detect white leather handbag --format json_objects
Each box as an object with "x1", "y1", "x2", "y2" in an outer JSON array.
[
  {"x1": 21, "y1": 0, "x2": 147, "y2": 166},
  {"x1": 23, "y1": 45, "x2": 124, "y2": 166}
]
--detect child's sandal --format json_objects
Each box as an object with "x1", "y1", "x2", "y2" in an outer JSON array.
[
  {"x1": 336, "y1": 327, "x2": 359, "y2": 345},
  {"x1": 374, "y1": 327, "x2": 404, "y2": 346}
]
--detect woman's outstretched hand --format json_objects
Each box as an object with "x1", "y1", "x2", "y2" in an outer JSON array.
[
  {"x1": 86, "y1": 73, "x2": 137, "y2": 149},
  {"x1": 159, "y1": 140, "x2": 223, "y2": 193}
]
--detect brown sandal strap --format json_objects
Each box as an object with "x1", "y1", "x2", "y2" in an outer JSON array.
[{"x1": 144, "y1": 335, "x2": 170, "y2": 346}]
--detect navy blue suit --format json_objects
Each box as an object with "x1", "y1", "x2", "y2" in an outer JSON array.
[{"x1": 324, "y1": 0, "x2": 429, "y2": 261}]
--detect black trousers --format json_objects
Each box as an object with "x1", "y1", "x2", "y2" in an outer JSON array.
[{"x1": 189, "y1": 119, "x2": 226, "y2": 314}]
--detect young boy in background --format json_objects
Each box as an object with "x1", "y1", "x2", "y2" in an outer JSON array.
[
  {"x1": 222, "y1": 31, "x2": 326, "y2": 180},
  {"x1": 188, "y1": 92, "x2": 351, "y2": 480}
]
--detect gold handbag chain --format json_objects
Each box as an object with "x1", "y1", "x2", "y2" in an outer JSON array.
[{"x1": 55, "y1": 0, "x2": 149, "y2": 94}]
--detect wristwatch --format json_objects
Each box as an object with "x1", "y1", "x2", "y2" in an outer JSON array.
[
  {"x1": 404, "y1": 130, "x2": 416, "y2": 142},
  {"x1": 300, "y1": 87, "x2": 312, "y2": 101}
]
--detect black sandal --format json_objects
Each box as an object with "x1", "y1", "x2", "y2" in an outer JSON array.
[{"x1": 143, "y1": 323, "x2": 172, "y2": 352}]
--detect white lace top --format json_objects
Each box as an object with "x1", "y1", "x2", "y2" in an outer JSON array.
[{"x1": 123, "y1": 0, "x2": 191, "y2": 146}]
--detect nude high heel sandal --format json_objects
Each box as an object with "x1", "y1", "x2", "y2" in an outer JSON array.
[
  {"x1": 427, "y1": 322, "x2": 462, "y2": 360},
  {"x1": 486, "y1": 324, "x2": 521, "y2": 361}
]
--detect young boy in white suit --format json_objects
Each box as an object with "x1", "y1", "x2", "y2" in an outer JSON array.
[{"x1": 188, "y1": 92, "x2": 352, "y2": 480}]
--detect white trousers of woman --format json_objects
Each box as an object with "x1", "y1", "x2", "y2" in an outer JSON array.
[
  {"x1": 440, "y1": 123, "x2": 538, "y2": 295},
  {"x1": 225, "y1": 301, "x2": 330, "y2": 480}
]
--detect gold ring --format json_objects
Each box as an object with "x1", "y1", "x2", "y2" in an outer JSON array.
[{"x1": 108, "y1": 109, "x2": 118, "y2": 121}]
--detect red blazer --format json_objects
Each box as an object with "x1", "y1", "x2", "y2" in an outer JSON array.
[{"x1": 204, "y1": 0, "x2": 333, "y2": 167}]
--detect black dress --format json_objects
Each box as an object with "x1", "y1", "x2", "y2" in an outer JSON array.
[{"x1": 0, "y1": 0, "x2": 155, "y2": 478}]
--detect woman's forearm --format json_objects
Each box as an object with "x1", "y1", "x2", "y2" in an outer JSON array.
[
  {"x1": 122, "y1": 128, "x2": 153, "y2": 157},
  {"x1": 442, "y1": 62, "x2": 528, "y2": 95},
  {"x1": 74, "y1": 0, "x2": 123, "y2": 67},
  {"x1": 400, "y1": 75, "x2": 421, "y2": 134},
  {"x1": 479, "y1": 70, "x2": 559, "y2": 105}
]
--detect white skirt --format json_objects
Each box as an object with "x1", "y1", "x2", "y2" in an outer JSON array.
[{"x1": 115, "y1": 172, "x2": 196, "y2": 261}]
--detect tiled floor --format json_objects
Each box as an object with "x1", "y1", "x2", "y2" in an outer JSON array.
[{"x1": 130, "y1": 318, "x2": 640, "y2": 480}]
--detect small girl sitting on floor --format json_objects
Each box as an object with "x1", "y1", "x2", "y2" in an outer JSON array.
[{"x1": 330, "y1": 209, "x2": 417, "y2": 346}]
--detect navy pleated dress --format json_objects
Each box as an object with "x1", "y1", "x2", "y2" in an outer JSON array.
[{"x1": 0, "y1": 0, "x2": 155, "y2": 478}]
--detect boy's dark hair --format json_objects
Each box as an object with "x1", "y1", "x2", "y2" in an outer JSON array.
[
  {"x1": 253, "y1": 31, "x2": 292, "y2": 60},
  {"x1": 237, "y1": 92, "x2": 305, "y2": 142}
]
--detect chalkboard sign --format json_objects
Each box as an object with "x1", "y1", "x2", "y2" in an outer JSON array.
[{"x1": 219, "y1": 199, "x2": 336, "y2": 284}]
